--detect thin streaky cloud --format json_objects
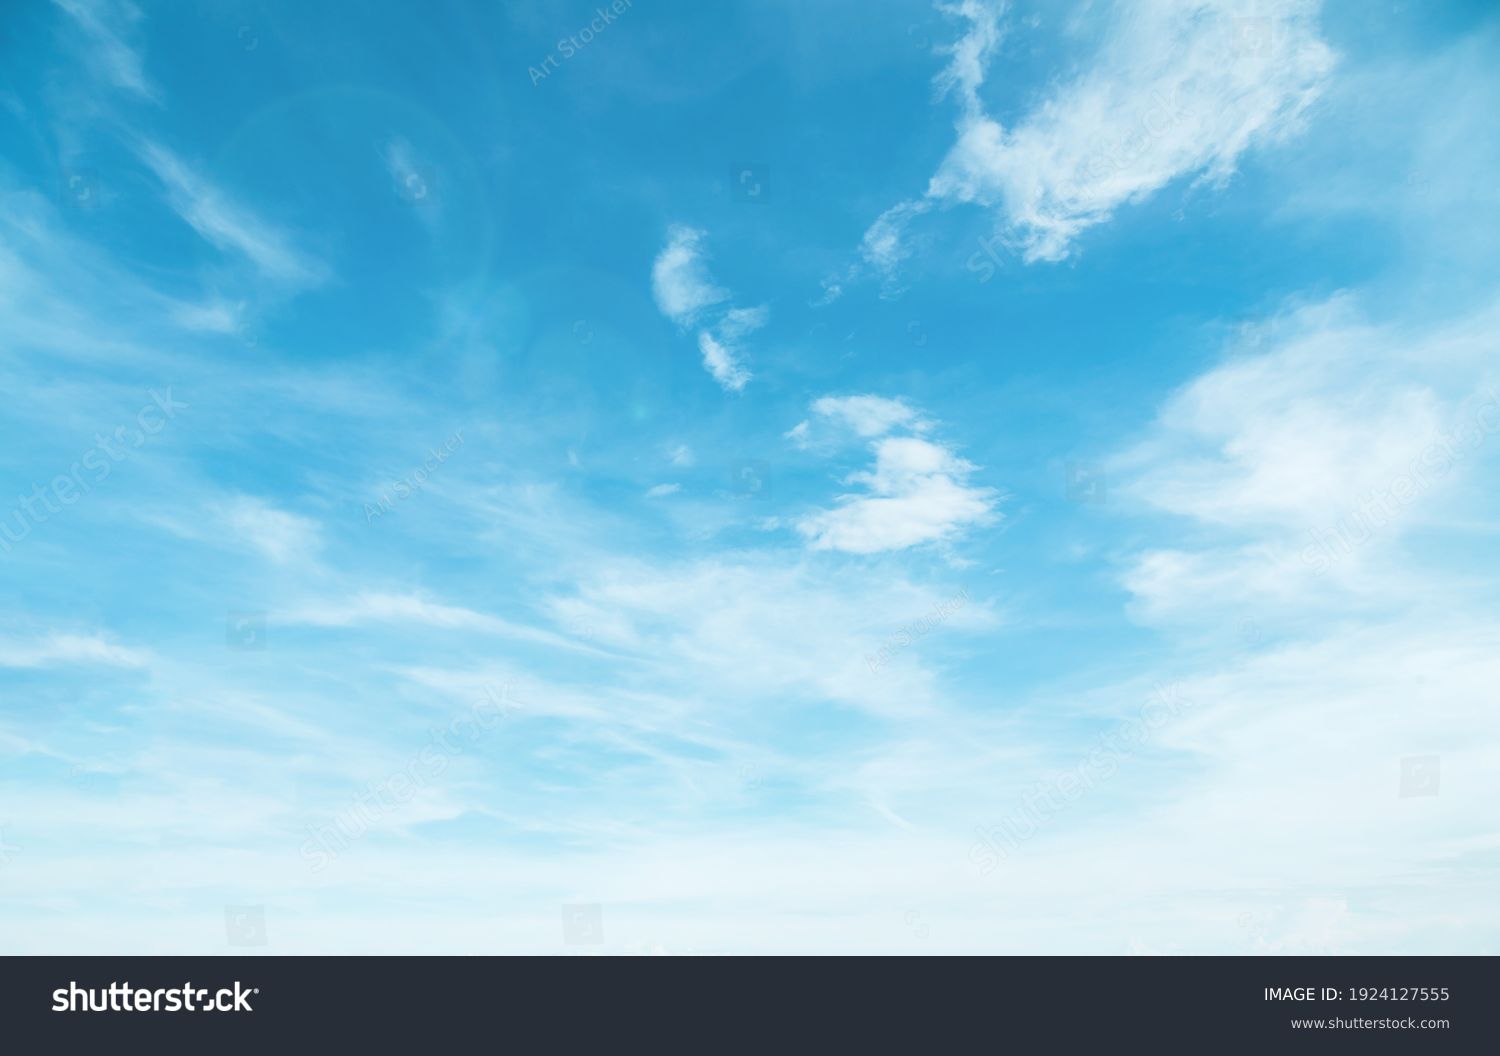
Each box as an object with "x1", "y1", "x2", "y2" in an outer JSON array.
[
  {"x1": 279, "y1": 592, "x2": 621, "y2": 659},
  {"x1": 138, "y1": 141, "x2": 328, "y2": 287},
  {"x1": 51, "y1": 0, "x2": 158, "y2": 100},
  {"x1": 0, "y1": 633, "x2": 150, "y2": 669}
]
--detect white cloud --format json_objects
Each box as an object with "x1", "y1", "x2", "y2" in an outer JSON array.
[
  {"x1": 285, "y1": 592, "x2": 512, "y2": 631},
  {"x1": 868, "y1": 0, "x2": 1336, "y2": 270},
  {"x1": 811, "y1": 395, "x2": 925, "y2": 438},
  {"x1": 219, "y1": 496, "x2": 323, "y2": 566},
  {"x1": 166, "y1": 298, "x2": 240, "y2": 334},
  {"x1": 1122, "y1": 309, "x2": 1445, "y2": 530},
  {"x1": 139, "y1": 142, "x2": 327, "y2": 287},
  {"x1": 788, "y1": 396, "x2": 926, "y2": 451},
  {"x1": 280, "y1": 591, "x2": 609, "y2": 657},
  {"x1": 52, "y1": 0, "x2": 157, "y2": 100},
  {"x1": 546, "y1": 557, "x2": 996, "y2": 718},
  {"x1": 646, "y1": 483, "x2": 681, "y2": 498},
  {"x1": 1111, "y1": 294, "x2": 1500, "y2": 620},
  {"x1": 718, "y1": 305, "x2": 768, "y2": 342},
  {"x1": 0, "y1": 633, "x2": 149, "y2": 669},
  {"x1": 933, "y1": 0, "x2": 1003, "y2": 112},
  {"x1": 951, "y1": 616, "x2": 1500, "y2": 953},
  {"x1": 860, "y1": 200, "x2": 930, "y2": 278},
  {"x1": 652, "y1": 227, "x2": 766, "y2": 391},
  {"x1": 668, "y1": 444, "x2": 694, "y2": 467},
  {"x1": 793, "y1": 397, "x2": 998, "y2": 554},
  {"x1": 651, "y1": 225, "x2": 727, "y2": 326},
  {"x1": 697, "y1": 332, "x2": 750, "y2": 392},
  {"x1": 799, "y1": 436, "x2": 998, "y2": 554}
]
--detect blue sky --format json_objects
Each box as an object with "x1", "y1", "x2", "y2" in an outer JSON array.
[{"x1": 2, "y1": 0, "x2": 1498, "y2": 953}]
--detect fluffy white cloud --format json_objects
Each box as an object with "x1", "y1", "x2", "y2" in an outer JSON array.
[
  {"x1": 1112, "y1": 295, "x2": 1500, "y2": 620},
  {"x1": 868, "y1": 0, "x2": 1336, "y2": 269},
  {"x1": 651, "y1": 227, "x2": 765, "y2": 391},
  {"x1": 793, "y1": 396, "x2": 998, "y2": 554},
  {"x1": 799, "y1": 436, "x2": 998, "y2": 554},
  {"x1": 650, "y1": 225, "x2": 727, "y2": 326},
  {"x1": 810, "y1": 395, "x2": 925, "y2": 438}
]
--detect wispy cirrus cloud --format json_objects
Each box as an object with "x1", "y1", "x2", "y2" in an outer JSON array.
[
  {"x1": 51, "y1": 0, "x2": 157, "y2": 100},
  {"x1": 165, "y1": 297, "x2": 242, "y2": 335},
  {"x1": 0, "y1": 632, "x2": 150, "y2": 669},
  {"x1": 279, "y1": 591, "x2": 611, "y2": 658},
  {"x1": 546, "y1": 555, "x2": 995, "y2": 718},
  {"x1": 138, "y1": 142, "x2": 328, "y2": 288},
  {"x1": 218, "y1": 496, "x2": 324, "y2": 567}
]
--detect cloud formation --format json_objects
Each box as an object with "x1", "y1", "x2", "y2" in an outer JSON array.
[
  {"x1": 651, "y1": 225, "x2": 727, "y2": 325},
  {"x1": 651, "y1": 226, "x2": 764, "y2": 391},
  {"x1": 139, "y1": 142, "x2": 327, "y2": 287},
  {"x1": 1112, "y1": 295, "x2": 1500, "y2": 621},
  {"x1": 52, "y1": 0, "x2": 157, "y2": 100},
  {"x1": 0, "y1": 632, "x2": 149, "y2": 669},
  {"x1": 794, "y1": 396, "x2": 997, "y2": 554},
  {"x1": 219, "y1": 496, "x2": 324, "y2": 566},
  {"x1": 868, "y1": 0, "x2": 1335, "y2": 269}
]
